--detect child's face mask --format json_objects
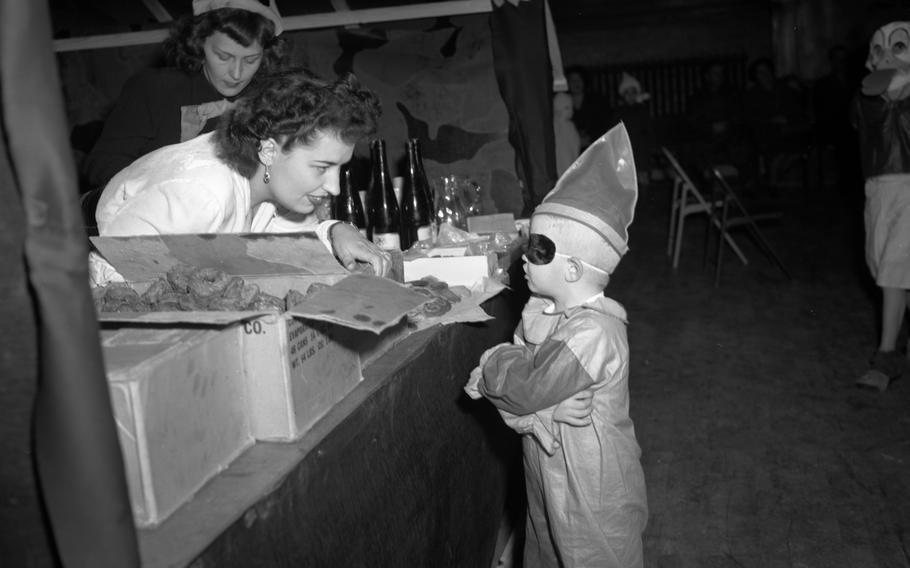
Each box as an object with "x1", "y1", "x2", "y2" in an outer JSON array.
[
  {"x1": 868, "y1": 22, "x2": 910, "y2": 72},
  {"x1": 862, "y1": 21, "x2": 910, "y2": 96},
  {"x1": 524, "y1": 233, "x2": 557, "y2": 265},
  {"x1": 524, "y1": 233, "x2": 609, "y2": 275}
]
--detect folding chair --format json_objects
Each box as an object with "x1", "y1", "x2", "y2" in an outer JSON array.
[
  {"x1": 662, "y1": 147, "x2": 747, "y2": 269},
  {"x1": 709, "y1": 165, "x2": 791, "y2": 286}
]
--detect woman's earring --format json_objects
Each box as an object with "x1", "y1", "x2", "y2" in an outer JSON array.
[{"x1": 263, "y1": 164, "x2": 271, "y2": 185}]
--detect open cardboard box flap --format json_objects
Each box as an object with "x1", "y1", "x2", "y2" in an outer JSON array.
[
  {"x1": 91, "y1": 233, "x2": 423, "y2": 333},
  {"x1": 90, "y1": 232, "x2": 342, "y2": 281}
]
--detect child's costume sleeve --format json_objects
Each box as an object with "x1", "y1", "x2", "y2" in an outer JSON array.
[
  {"x1": 479, "y1": 327, "x2": 595, "y2": 416},
  {"x1": 498, "y1": 409, "x2": 561, "y2": 455}
]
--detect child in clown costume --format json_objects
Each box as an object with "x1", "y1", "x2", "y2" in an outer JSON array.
[
  {"x1": 466, "y1": 123, "x2": 647, "y2": 567},
  {"x1": 853, "y1": 18, "x2": 910, "y2": 390}
]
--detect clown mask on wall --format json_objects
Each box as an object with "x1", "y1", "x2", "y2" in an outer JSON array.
[{"x1": 863, "y1": 21, "x2": 910, "y2": 98}]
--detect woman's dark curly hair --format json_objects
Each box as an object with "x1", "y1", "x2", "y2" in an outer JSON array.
[
  {"x1": 163, "y1": 7, "x2": 286, "y2": 74},
  {"x1": 214, "y1": 68, "x2": 382, "y2": 178}
]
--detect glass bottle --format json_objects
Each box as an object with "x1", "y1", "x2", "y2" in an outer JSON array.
[
  {"x1": 414, "y1": 138, "x2": 432, "y2": 212},
  {"x1": 333, "y1": 163, "x2": 367, "y2": 237},
  {"x1": 366, "y1": 139, "x2": 401, "y2": 251},
  {"x1": 400, "y1": 139, "x2": 433, "y2": 249}
]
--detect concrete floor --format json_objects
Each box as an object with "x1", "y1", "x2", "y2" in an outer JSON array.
[{"x1": 609, "y1": 175, "x2": 910, "y2": 567}]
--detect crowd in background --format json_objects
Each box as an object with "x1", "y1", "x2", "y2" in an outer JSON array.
[{"x1": 556, "y1": 47, "x2": 863, "y2": 195}]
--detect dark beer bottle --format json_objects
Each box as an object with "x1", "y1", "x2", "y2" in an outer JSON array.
[
  {"x1": 399, "y1": 139, "x2": 433, "y2": 249},
  {"x1": 333, "y1": 163, "x2": 367, "y2": 237},
  {"x1": 366, "y1": 139, "x2": 401, "y2": 251}
]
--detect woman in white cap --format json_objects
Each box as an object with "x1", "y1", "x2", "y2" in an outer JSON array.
[{"x1": 82, "y1": 0, "x2": 285, "y2": 192}]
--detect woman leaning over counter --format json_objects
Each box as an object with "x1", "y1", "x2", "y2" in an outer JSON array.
[
  {"x1": 90, "y1": 68, "x2": 392, "y2": 283},
  {"x1": 83, "y1": 0, "x2": 286, "y2": 191}
]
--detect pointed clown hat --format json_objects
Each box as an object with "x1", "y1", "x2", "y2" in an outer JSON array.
[{"x1": 534, "y1": 122, "x2": 638, "y2": 270}]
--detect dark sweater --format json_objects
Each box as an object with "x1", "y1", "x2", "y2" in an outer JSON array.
[
  {"x1": 83, "y1": 68, "x2": 224, "y2": 190},
  {"x1": 851, "y1": 91, "x2": 910, "y2": 180}
]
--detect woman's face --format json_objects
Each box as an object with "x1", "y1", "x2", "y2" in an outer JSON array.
[
  {"x1": 265, "y1": 132, "x2": 354, "y2": 215},
  {"x1": 202, "y1": 31, "x2": 264, "y2": 97}
]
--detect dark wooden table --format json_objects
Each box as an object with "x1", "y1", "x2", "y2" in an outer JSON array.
[{"x1": 139, "y1": 277, "x2": 527, "y2": 567}]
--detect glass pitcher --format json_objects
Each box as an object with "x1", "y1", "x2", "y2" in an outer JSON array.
[{"x1": 457, "y1": 176, "x2": 482, "y2": 217}]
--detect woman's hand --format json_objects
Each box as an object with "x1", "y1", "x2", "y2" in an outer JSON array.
[
  {"x1": 330, "y1": 222, "x2": 392, "y2": 277},
  {"x1": 553, "y1": 390, "x2": 594, "y2": 426}
]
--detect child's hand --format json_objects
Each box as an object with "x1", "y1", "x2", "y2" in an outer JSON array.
[
  {"x1": 553, "y1": 390, "x2": 595, "y2": 426},
  {"x1": 464, "y1": 366, "x2": 484, "y2": 399}
]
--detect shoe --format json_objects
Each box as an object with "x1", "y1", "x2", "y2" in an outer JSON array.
[{"x1": 855, "y1": 350, "x2": 905, "y2": 391}]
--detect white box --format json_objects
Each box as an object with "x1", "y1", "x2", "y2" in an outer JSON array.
[
  {"x1": 403, "y1": 253, "x2": 497, "y2": 287},
  {"x1": 101, "y1": 327, "x2": 253, "y2": 528}
]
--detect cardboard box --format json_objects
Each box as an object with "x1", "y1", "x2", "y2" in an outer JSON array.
[
  {"x1": 334, "y1": 319, "x2": 412, "y2": 370},
  {"x1": 242, "y1": 314, "x2": 363, "y2": 441},
  {"x1": 241, "y1": 275, "x2": 419, "y2": 440},
  {"x1": 92, "y1": 234, "x2": 429, "y2": 444},
  {"x1": 239, "y1": 275, "x2": 422, "y2": 440},
  {"x1": 466, "y1": 213, "x2": 518, "y2": 235},
  {"x1": 101, "y1": 327, "x2": 253, "y2": 528}
]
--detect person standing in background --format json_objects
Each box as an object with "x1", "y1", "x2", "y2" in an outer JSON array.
[
  {"x1": 852, "y1": 19, "x2": 910, "y2": 391},
  {"x1": 82, "y1": 0, "x2": 286, "y2": 193}
]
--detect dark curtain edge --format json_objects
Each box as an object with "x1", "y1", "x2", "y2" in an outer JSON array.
[{"x1": 0, "y1": 0, "x2": 140, "y2": 565}]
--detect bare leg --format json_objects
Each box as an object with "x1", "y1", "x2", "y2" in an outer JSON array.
[
  {"x1": 878, "y1": 286, "x2": 907, "y2": 352},
  {"x1": 858, "y1": 286, "x2": 910, "y2": 389}
]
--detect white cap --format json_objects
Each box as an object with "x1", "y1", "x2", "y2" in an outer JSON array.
[{"x1": 192, "y1": 0, "x2": 283, "y2": 35}]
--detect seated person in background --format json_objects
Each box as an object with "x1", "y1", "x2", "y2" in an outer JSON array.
[
  {"x1": 613, "y1": 72, "x2": 655, "y2": 185},
  {"x1": 90, "y1": 69, "x2": 392, "y2": 285},
  {"x1": 466, "y1": 123, "x2": 648, "y2": 567},
  {"x1": 686, "y1": 61, "x2": 754, "y2": 180},
  {"x1": 565, "y1": 65, "x2": 612, "y2": 149},
  {"x1": 742, "y1": 57, "x2": 812, "y2": 186},
  {"x1": 552, "y1": 91, "x2": 581, "y2": 177},
  {"x1": 82, "y1": 0, "x2": 287, "y2": 192}
]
